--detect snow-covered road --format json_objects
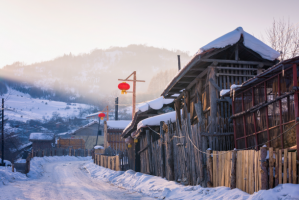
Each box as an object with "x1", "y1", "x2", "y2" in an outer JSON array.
[{"x1": 1, "y1": 160, "x2": 154, "y2": 200}]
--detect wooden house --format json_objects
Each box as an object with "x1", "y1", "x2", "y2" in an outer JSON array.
[
  {"x1": 222, "y1": 56, "x2": 299, "y2": 158},
  {"x1": 57, "y1": 138, "x2": 85, "y2": 149},
  {"x1": 161, "y1": 27, "x2": 280, "y2": 150},
  {"x1": 121, "y1": 96, "x2": 175, "y2": 171},
  {"x1": 103, "y1": 120, "x2": 131, "y2": 151},
  {"x1": 71, "y1": 121, "x2": 104, "y2": 149},
  {"x1": 131, "y1": 27, "x2": 280, "y2": 186},
  {"x1": 29, "y1": 132, "x2": 55, "y2": 150}
]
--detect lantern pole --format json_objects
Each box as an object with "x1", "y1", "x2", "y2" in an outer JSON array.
[{"x1": 118, "y1": 71, "x2": 145, "y2": 119}]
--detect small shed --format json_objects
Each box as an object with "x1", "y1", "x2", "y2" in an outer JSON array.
[
  {"x1": 121, "y1": 96, "x2": 175, "y2": 171},
  {"x1": 72, "y1": 121, "x2": 104, "y2": 149},
  {"x1": 29, "y1": 132, "x2": 55, "y2": 150},
  {"x1": 104, "y1": 120, "x2": 131, "y2": 151}
]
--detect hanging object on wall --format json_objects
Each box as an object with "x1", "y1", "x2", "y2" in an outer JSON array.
[
  {"x1": 134, "y1": 138, "x2": 138, "y2": 143},
  {"x1": 98, "y1": 112, "x2": 106, "y2": 120},
  {"x1": 128, "y1": 143, "x2": 132, "y2": 148},
  {"x1": 118, "y1": 82, "x2": 130, "y2": 94}
]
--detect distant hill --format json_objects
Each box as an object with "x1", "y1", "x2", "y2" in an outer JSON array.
[{"x1": 0, "y1": 45, "x2": 191, "y2": 107}]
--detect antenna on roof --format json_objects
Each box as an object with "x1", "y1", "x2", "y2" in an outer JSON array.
[{"x1": 177, "y1": 55, "x2": 181, "y2": 71}]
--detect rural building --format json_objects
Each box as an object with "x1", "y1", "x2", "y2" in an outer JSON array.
[
  {"x1": 71, "y1": 121, "x2": 104, "y2": 149},
  {"x1": 126, "y1": 27, "x2": 281, "y2": 186},
  {"x1": 122, "y1": 96, "x2": 175, "y2": 171},
  {"x1": 221, "y1": 56, "x2": 299, "y2": 155},
  {"x1": 56, "y1": 138, "x2": 85, "y2": 149},
  {"x1": 103, "y1": 120, "x2": 131, "y2": 151},
  {"x1": 29, "y1": 132, "x2": 55, "y2": 150}
]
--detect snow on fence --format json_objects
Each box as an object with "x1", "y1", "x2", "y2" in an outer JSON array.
[
  {"x1": 209, "y1": 147, "x2": 298, "y2": 194},
  {"x1": 94, "y1": 151, "x2": 129, "y2": 171}
]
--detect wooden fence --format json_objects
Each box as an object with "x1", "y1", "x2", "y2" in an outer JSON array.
[
  {"x1": 31, "y1": 148, "x2": 92, "y2": 157},
  {"x1": 94, "y1": 150, "x2": 129, "y2": 171},
  {"x1": 210, "y1": 147, "x2": 298, "y2": 194}
]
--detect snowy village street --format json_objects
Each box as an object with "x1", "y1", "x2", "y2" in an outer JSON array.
[{"x1": 0, "y1": 160, "x2": 154, "y2": 200}]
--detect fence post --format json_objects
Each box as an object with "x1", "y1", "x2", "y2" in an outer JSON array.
[
  {"x1": 12, "y1": 164, "x2": 14, "y2": 172},
  {"x1": 260, "y1": 146, "x2": 268, "y2": 190},
  {"x1": 230, "y1": 149, "x2": 237, "y2": 189},
  {"x1": 25, "y1": 154, "x2": 31, "y2": 174},
  {"x1": 160, "y1": 121, "x2": 165, "y2": 178},
  {"x1": 206, "y1": 149, "x2": 213, "y2": 187}
]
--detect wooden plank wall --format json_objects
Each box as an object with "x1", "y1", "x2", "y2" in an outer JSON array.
[{"x1": 31, "y1": 148, "x2": 91, "y2": 157}]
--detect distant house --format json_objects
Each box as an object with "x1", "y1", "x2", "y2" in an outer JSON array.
[
  {"x1": 71, "y1": 121, "x2": 104, "y2": 149},
  {"x1": 57, "y1": 138, "x2": 85, "y2": 149},
  {"x1": 29, "y1": 132, "x2": 55, "y2": 150},
  {"x1": 103, "y1": 120, "x2": 131, "y2": 151}
]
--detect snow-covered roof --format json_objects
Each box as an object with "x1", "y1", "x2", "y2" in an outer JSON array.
[
  {"x1": 137, "y1": 111, "x2": 176, "y2": 131},
  {"x1": 107, "y1": 120, "x2": 131, "y2": 129},
  {"x1": 198, "y1": 27, "x2": 280, "y2": 61},
  {"x1": 94, "y1": 145, "x2": 104, "y2": 150},
  {"x1": 29, "y1": 132, "x2": 55, "y2": 141},
  {"x1": 136, "y1": 97, "x2": 174, "y2": 113}
]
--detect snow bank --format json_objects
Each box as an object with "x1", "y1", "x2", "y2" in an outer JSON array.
[
  {"x1": 0, "y1": 156, "x2": 91, "y2": 187},
  {"x1": 137, "y1": 111, "x2": 176, "y2": 130},
  {"x1": 198, "y1": 27, "x2": 280, "y2": 61},
  {"x1": 83, "y1": 161, "x2": 299, "y2": 200},
  {"x1": 0, "y1": 159, "x2": 12, "y2": 166}
]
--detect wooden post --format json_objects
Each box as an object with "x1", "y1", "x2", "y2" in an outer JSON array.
[
  {"x1": 146, "y1": 130, "x2": 152, "y2": 174},
  {"x1": 25, "y1": 154, "x2": 30, "y2": 174},
  {"x1": 209, "y1": 66, "x2": 217, "y2": 134},
  {"x1": 260, "y1": 147, "x2": 268, "y2": 190},
  {"x1": 230, "y1": 149, "x2": 237, "y2": 189},
  {"x1": 206, "y1": 149, "x2": 213, "y2": 187},
  {"x1": 12, "y1": 164, "x2": 14, "y2": 172},
  {"x1": 160, "y1": 121, "x2": 165, "y2": 178},
  {"x1": 275, "y1": 149, "x2": 279, "y2": 186},
  {"x1": 165, "y1": 122, "x2": 174, "y2": 180}
]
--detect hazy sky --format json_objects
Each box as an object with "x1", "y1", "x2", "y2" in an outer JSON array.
[{"x1": 1, "y1": 0, "x2": 298, "y2": 68}]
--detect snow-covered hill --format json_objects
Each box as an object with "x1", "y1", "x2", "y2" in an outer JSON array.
[
  {"x1": 2, "y1": 88, "x2": 93, "y2": 122},
  {"x1": 0, "y1": 45, "x2": 191, "y2": 104}
]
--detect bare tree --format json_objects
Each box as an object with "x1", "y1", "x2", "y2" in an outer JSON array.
[{"x1": 266, "y1": 18, "x2": 299, "y2": 61}]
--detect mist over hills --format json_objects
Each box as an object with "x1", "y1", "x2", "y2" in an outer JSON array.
[{"x1": 0, "y1": 45, "x2": 191, "y2": 108}]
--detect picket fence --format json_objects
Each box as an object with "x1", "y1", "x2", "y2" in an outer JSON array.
[
  {"x1": 94, "y1": 150, "x2": 129, "y2": 171},
  {"x1": 210, "y1": 147, "x2": 298, "y2": 194}
]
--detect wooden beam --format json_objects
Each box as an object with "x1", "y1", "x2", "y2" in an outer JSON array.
[
  {"x1": 209, "y1": 78, "x2": 232, "y2": 105},
  {"x1": 177, "y1": 81, "x2": 192, "y2": 84},
  {"x1": 184, "y1": 75, "x2": 198, "y2": 78},
  {"x1": 172, "y1": 86, "x2": 185, "y2": 89},
  {"x1": 201, "y1": 59, "x2": 273, "y2": 66},
  {"x1": 216, "y1": 67, "x2": 259, "y2": 71},
  {"x1": 216, "y1": 73, "x2": 255, "y2": 77},
  {"x1": 186, "y1": 68, "x2": 209, "y2": 90},
  {"x1": 189, "y1": 68, "x2": 205, "y2": 71}
]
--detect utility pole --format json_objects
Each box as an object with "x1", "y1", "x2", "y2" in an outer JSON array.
[
  {"x1": 1, "y1": 98, "x2": 4, "y2": 166},
  {"x1": 115, "y1": 97, "x2": 118, "y2": 120},
  {"x1": 118, "y1": 71, "x2": 145, "y2": 119}
]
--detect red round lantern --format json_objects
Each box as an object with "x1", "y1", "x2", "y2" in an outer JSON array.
[
  {"x1": 118, "y1": 82, "x2": 130, "y2": 94},
  {"x1": 98, "y1": 112, "x2": 106, "y2": 120}
]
